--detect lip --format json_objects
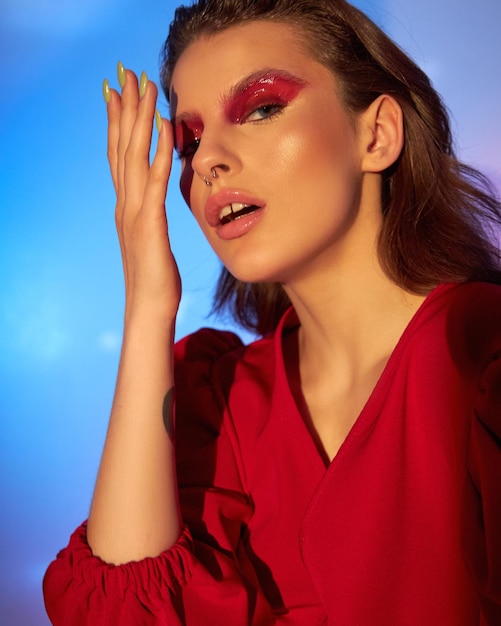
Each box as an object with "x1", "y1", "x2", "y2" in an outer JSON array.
[{"x1": 205, "y1": 189, "x2": 266, "y2": 228}]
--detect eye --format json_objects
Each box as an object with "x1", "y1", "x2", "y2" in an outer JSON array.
[
  {"x1": 176, "y1": 138, "x2": 200, "y2": 160},
  {"x1": 174, "y1": 120, "x2": 203, "y2": 160},
  {"x1": 244, "y1": 103, "x2": 285, "y2": 123},
  {"x1": 226, "y1": 73, "x2": 306, "y2": 124}
]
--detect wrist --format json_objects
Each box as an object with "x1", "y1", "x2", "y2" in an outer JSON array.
[
  {"x1": 124, "y1": 298, "x2": 178, "y2": 330},
  {"x1": 122, "y1": 307, "x2": 177, "y2": 348}
]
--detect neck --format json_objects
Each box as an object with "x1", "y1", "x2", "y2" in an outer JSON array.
[
  {"x1": 280, "y1": 172, "x2": 428, "y2": 384},
  {"x1": 282, "y1": 249, "x2": 427, "y2": 388}
]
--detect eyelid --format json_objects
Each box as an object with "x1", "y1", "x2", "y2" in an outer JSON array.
[
  {"x1": 243, "y1": 102, "x2": 287, "y2": 124},
  {"x1": 175, "y1": 139, "x2": 200, "y2": 160},
  {"x1": 174, "y1": 119, "x2": 203, "y2": 158},
  {"x1": 225, "y1": 74, "x2": 306, "y2": 123}
]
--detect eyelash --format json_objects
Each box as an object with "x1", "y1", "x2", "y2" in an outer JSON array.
[
  {"x1": 175, "y1": 101, "x2": 286, "y2": 159},
  {"x1": 243, "y1": 102, "x2": 286, "y2": 123},
  {"x1": 176, "y1": 138, "x2": 200, "y2": 160}
]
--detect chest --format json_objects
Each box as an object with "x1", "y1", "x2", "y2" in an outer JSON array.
[
  {"x1": 241, "y1": 363, "x2": 476, "y2": 622},
  {"x1": 300, "y1": 372, "x2": 384, "y2": 462}
]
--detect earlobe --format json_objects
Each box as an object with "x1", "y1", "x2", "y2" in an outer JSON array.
[{"x1": 360, "y1": 95, "x2": 404, "y2": 173}]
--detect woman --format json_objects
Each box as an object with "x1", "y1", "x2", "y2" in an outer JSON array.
[{"x1": 44, "y1": 0, "x2": 501, "y2": 623}]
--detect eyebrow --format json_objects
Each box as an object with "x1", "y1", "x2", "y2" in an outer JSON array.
[
  {"x1": 172, "y1": 68, "x2": 305, "y2": 125},
  {"x1": 220, "y1": 68, "x2": 306, "y2": 107},
  {"x1": 172, "y1": 111, "x2": 202, "y2": 126}
]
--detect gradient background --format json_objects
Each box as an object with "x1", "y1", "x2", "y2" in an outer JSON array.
[{"x1": 1, "y1": 0, "x2": 500, "y2": 623}]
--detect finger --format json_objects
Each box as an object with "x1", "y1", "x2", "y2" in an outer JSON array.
[
  {"x1": 103, "y1": 81, "x2": 128, "y2": 274},
  {"x1": 117, "y1": 67, "x2": 139, "y2": 211},
  {"x1": 141, "y1": 117, "x2": 174, "y2": 228},
  {"x1": 106, "y1": 88, "x2": 121, "y2": 195},
  {"x1": 123, "y1": 77, "x2": 158, "y2": 220}
]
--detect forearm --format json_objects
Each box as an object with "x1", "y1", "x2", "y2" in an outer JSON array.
[{"x1": 87, "y1": 311, "x2": 181, "y2": 564}]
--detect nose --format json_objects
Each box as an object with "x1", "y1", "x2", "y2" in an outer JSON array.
[{"x1": 190, "y1": 127, "x2": 241, "y2": 185}]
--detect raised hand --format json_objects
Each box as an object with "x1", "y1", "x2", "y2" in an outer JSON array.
[
  {"x1": 103, "y1": 62, "x2": 181, "y2": 323},
  {"x1": 87, "y1": 64, "x2": 182, "y2": 564}
]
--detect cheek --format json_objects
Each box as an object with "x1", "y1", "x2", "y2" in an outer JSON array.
[
  {"x1": 250, "y1": 127, "x2": 311, "y2": 180},
  {"x1": 262, "y1": 119, "x2": 355, "y2": 185},
  {"x1": 179, "y1": 167, "x2": 211, "y2": 235},
  {"x1": 179, "y1": 172, "x2": 189, "y2": 206},
  {"x1": 264, "y1": 118, "x2": 362, "y2": 233},
  {"x1": 179, "y1": 167, "x2": 192, "y2": 206}
]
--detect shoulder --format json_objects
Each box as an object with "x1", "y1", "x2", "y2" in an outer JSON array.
[
  {"x1": 174, "y1": 327, "x2": 245, "y2": 365},
  {"x1": 417, "y1": 281, "x2": 501, "y2": 323},
  {"x1": 173, "y1": 327, "x2": 279, "y2": 473},
  {"x1": 440, "y1": 282, "x2": 501, "y2": 373},
  {"x1": 174, "y1": 326, "x2": 276, "y2": 371},
  {"x1": 393, "y1": 283, "x2": 501, "y2": 387},
  {"x1": 410, "y1": 283, "x2": 501, "y2": 353},
  {"x1": 442, "y1": 281, "x2": 501, "y2": 312},
  {"x1": 174, "y1": 326, "x2": 277, "y2": 400}
]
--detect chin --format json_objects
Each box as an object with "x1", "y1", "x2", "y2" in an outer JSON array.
[
  {"x1": 227, "y1": 269, "x2": 276, "y2": 285},
  {"x1": 223, "y1": 257, "x2": 288, "y2": 285}
]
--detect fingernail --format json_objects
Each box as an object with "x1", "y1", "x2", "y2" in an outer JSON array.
[
  {"x1": 155, "y1": 109, "x2": 163, "y2": 133},
  {"x1": 102, "y1": 78, "x2": 111, "y2": 104},
  {"x1": 139, "y1": 71, "x2": 148, "y2": 98},
  {"x1": 117, "y1": 61, "x2": 126, "y2": 88}
]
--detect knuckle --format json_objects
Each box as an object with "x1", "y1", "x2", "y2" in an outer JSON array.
[
  {"x1": 149, "y1": 162, "x2": 165, "y2": 186},
  {"x1": 148, "y1": 169, "x2": 162, "y2": 187}
]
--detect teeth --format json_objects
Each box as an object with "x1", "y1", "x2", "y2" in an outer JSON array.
[
  {"x1": 218, "y1": 203, "x2": 249, "y2": 221},
  {"x1": 219, "y1": 205, "x2": 233, "y2": 220}
]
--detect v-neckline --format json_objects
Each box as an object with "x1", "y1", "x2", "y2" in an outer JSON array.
[{"x1": 274, "y1": 283, "x2": 455, "y2": 469}]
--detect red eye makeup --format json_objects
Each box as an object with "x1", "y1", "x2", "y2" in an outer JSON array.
[
  {"x1": 174, "y1": 117, "x2": 203, "y2": 158},
  {"x1": 224, "y1": 70, "x2": 307, "y2": 124},
  {"x1": 172, "y1": 70, "x2": 307, "y2": 157}
]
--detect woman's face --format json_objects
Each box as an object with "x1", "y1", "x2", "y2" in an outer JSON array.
[{"x1": 170, "y1": 21, "x2": 372, "y2": 285}]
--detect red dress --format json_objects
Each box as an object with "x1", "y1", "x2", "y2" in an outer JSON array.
[{"x1": 44, "y1": 283, "x2": 501, "y2": 624}]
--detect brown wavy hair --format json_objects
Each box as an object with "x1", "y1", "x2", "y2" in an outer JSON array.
[{"x1": 160, "y1": 0, "x2": 501, "y2": 336}]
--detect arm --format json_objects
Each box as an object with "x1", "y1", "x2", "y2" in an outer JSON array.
[
  {"x1": 87, "y1": 66, "x2": 181, "y2": 564},
  {"x1": 44, "y1": 67, "x2": 277, "y2": 624},
  {"x1": 44, "y1": 327, "x2": 277, "y2": 625}
]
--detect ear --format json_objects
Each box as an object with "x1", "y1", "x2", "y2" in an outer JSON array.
[{"x1": 358, "y1": 95, "x2": 404, "y2": 173}]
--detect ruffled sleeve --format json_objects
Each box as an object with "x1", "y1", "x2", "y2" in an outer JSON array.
[
  {"x1": 462, "y1": 350, "x2": 501, "y2": 625},
  {"x1": 43, "y1": 328, "x2": 276, "y2": 625}
]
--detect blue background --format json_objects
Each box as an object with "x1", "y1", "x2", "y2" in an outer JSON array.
[{"x1": 1, "y1": 0, "x2": 499, "y2": 623}]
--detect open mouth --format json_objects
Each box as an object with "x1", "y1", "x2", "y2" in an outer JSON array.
[{"x1": 219, "y1": 203, "x2": 261, "y2": 225}]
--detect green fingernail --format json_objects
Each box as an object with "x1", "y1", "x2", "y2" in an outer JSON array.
[
  {"x1": 102, "y1": 78, "x2": 111, "y2": 104},
  {"x1": 139, "y1": 71, "x2": 148, "y2": 98},
  {"x1": 117, "y1": 61, "x2": 126, "y2": 88},
  {"x1": 155, "y1": 109, "x2": 162, "y2": 133}
]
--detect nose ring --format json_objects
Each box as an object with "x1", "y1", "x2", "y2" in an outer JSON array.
[{"x1": 204, "y1": 168, "x2": 218, "y2": 186}]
